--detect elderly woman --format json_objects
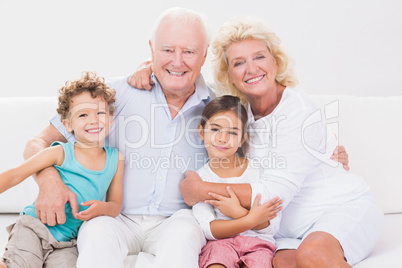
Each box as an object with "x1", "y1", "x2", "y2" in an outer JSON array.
[
  {"x1": 129, "y1": 16, "x2": 382, "y2": 267},
  {"x1": 205, "y1": 17, "x2": 383, "y2": 267}
]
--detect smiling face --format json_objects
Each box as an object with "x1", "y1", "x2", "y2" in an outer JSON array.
[
  {"x1": 226, "y1": 39, "x2": 279, "y2": 100},
  {"x1": 62, "y1": 92, "x2": 113, "y2": 148},
  {"x1": 198, "y1": 110, "x2": 246, "y2": 163},
  {"x1": 150, "y1": 17, "x2": 207, "y2": 97}
]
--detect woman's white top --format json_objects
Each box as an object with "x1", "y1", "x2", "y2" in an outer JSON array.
[{"x1": 245, "y1": 88, "x2": 370, "y2": 238}]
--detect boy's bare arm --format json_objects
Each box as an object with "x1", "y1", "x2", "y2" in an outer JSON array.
[
  {"x1": 0, "y1": 146, "x2": 63, "y2": 194},
  {"x1": 24, "y1": 124, "x2": 79, "y2": 226}
]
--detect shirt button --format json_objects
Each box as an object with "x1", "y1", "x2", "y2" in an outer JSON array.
[
  {"x1": 150, "y1": 202, "x2": 155, "y2": 207},
  {"x1": 159, "y1": 176, "x2": 163, "y2": 181}
]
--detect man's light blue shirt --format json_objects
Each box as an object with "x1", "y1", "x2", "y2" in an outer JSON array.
[{"x1": 50, "y1": 74, "x2": 213, "y2": 216}]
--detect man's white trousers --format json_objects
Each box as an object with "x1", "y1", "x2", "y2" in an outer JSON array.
[{"x1": 76, "y1": 209, "x2": 206, "y2": 268}]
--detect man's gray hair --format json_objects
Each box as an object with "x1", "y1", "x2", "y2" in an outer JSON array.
[{"x1": 150, "y1": 7, "x2": 212, "y2": 54}]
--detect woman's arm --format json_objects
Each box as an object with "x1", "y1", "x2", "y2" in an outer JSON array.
[
  {"x1": 0, "y1": 145, "x2": 64, "y2": 194},
  {"x1": 76, "y1": 152, "x2": 124, "y2": 221}
]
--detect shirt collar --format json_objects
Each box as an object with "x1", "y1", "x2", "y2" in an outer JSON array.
[
  {"x1": 193, "y1": 74, "x2": 211, "y2": 101},
  {"x1": 151, "y1": 73, "x2": 211, "y2": 102},
  {"x1": 247, "y1": 102, "x2": 256, "y2": 123}
]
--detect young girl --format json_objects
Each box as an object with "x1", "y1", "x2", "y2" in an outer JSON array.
[
  {"x1": 0, "y1": 72, "x2": 124, "y2": 268},
  {"x1": 193, "y1": 95, "x2": 283, "y2": 268}
]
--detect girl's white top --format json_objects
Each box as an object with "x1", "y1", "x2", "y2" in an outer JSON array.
[{"x1": 193, "y1": 162, "x2": 280, "y2": 244}]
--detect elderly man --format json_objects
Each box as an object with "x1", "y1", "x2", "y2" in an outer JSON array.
[{"x1": 24, "y1": 7, "x2": 212, "y2": 268}]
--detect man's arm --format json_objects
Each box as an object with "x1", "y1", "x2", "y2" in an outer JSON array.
[{"x1": 24, "y1": 124, "x2": 79, "y2": 226}]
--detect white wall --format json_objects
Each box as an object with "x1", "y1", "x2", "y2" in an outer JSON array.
[{"x1": 1, "y1": 0, "x2": 401, "y2": 97}]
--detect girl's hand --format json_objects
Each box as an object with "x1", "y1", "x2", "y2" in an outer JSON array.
[
  {"x1": 76, "y1": 200, "x2": 105, "y2": 221},
  {"x1": 246, "y1": 195, "x2": 283, "y2": 228},
  {"x1": 206, "y1": 186, "x2": 248, "y2": 219}
]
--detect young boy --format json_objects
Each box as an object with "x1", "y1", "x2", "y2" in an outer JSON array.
[{"x1": 0, "y1": 72, "x2": 124, "y2": 267}]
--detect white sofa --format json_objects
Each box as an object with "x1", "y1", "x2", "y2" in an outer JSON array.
[{"x1": 0, "y1": 95, "x2": 401, "y2": 267}]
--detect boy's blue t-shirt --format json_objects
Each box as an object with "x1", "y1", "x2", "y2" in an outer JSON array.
[{"x1": 22, "y1": 141, "x2": 119, "y2": 241}]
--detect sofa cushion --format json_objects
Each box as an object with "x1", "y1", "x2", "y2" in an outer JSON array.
[
  {"x1": 1, "y1": 213, "x2": 401, "y2": 267},
  {"x1": 353, "y1": 213, "x2": 402, "y2": 267}
]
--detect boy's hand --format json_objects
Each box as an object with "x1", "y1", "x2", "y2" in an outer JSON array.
[
  {"x1": 206, "y1": 186, "x2": 248, "y2": 219},
  {"x1": 246, "y1": 195, "x2": 283, "y2": 228},
  {"x1": 76, "y1": 200, "x2": 105, "y2": 221}
]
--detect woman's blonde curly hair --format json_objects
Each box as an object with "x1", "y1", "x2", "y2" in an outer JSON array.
[
  {"x1": 212, "y1": 17, "x2": 298, "y2": 105},
  {"x1": 57, "y1": 72, "x2": 116, "y2": 120}
]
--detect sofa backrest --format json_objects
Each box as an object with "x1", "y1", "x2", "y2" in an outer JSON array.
[
  {"x1": 310, "y1": 95, "x2": 402, "y2": 214},
  {"x1": 0, "y1": 97, "x2": 57, "y2": 212},
  {"x1": 0, "y1": 95, "x2": 401, "y2": 214}
]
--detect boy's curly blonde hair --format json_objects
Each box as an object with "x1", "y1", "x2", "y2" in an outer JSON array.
[{"x1": 57, "y1": 72, "x2": 116, "y2": 120}]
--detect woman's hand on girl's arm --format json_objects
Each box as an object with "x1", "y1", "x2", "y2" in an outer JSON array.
[
  {"x1": 206, "y1": 186, "x2": 248, "y2": 219},
  {"x1": 331, "y1": 145, "x2": 350, "y2": 171}
]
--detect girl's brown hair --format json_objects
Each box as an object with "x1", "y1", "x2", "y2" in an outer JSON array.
[{"x1": 200, "y1": 95, "x2": 248, "y2": 137}]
